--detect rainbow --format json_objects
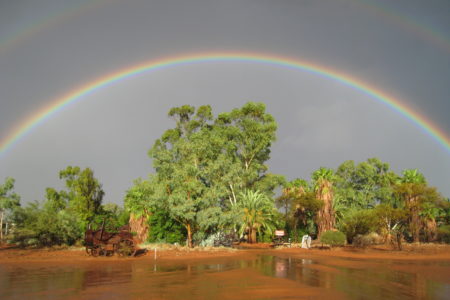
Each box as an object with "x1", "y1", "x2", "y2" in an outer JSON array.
[
  {"x1": 1, "y1": 52, "x2": 449, "y2": 156},
  {"x1": 356, "y1": 0, "x2": 450, "y2": 53},
  {"x1": 0, "y1": 0, "x2": 108, "y2": 55},
  {"x1": 1, "y1": 1, "x2": 449, "y2": 55}
]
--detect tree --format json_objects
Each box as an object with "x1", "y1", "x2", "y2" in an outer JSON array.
[
  {"x1": 59, "y1": 166, "x2": 104, "y2": 229},
  {"x1": 10, "y1": 200, "x2": 82, "y2": 247},
  {"x1": 149, "y1": 105, "x2": 221, "y2": 247},
  {"x1": 373, "y1": 204, "x2": 407, "y2": 245},
  {"x1": 277, "y1": 179, "x2": 308, "y2": 220},
  {"x1": 214, "y1": 102, "x2": 279, "y2": 201},
  {"x1": 313, "y1": 167, "x2": 336, "y2": 238},
  {"x1": 277, "y1": 179, "x2": 321, "y2": 240},
  {"x1": 291, "y1": 190, "x2": 323, "y2": 238},
  {"x1": 0, "y1": 177, "x2": 20, "y2": 242},
  {"x1": 395, "y1": 169, "x2": 441, "y2": 243},
  {"x1": 125, "y1": 177, "x2": 161, "y2": 242},
  {"x1": 235, "y1": 190, "x2": 277, "y2": 243},
  {"x1": 146, "y1": 103, "x2": 282, "y2": 247},
  {"x1": 334, "y1": 158, "x2": 398, "y2": 213}
]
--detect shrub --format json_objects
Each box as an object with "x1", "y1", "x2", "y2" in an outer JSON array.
[
  {"x1": 339, "y1": 209, "x2": 378, "y2": 243},
  {"x1": 437, "y1": 225, "x2": 450, "y2": 243},
  {"x1": 353, "y1": 232, "x2": 383, "y2": 247},
  {"x1": 320, "y1": 230, "x2": 346, "y2": 247}
]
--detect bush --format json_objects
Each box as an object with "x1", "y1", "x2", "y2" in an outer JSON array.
[
  {"x1": 320, "y1": 230, "x2": 346, "y2": 247},
  {"x1": 10, "y1": 205, "x2": 82, "y2": 247},
  {"x1": 437, "y1": 225, "x2": 450, "y2": 243},
  {"x1": 353, "y1": 232, "x2": 383, "y2": 248},
  {"x1": 339, "y1": 209, "x2": 378, "y2": 243}
]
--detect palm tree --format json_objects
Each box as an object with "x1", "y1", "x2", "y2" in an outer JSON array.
[
  {"x1": 313, "y1": 167, "x2": 336, "y2": 238},
  {"x1": 124, "y1": 179, "x2": 153, "y2": 243},
  {"x1": 395, "y1": 169, "x2": 441, "y2": 243},
  {"x1": 236, "y1": 190, "x2": 276, "y2": 243},
  {"x1": 398, "y1": 169, "x2": 425, "y2": 243}
]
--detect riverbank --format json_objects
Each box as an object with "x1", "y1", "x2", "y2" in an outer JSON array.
[{"x1": 1, "y1": 243, "x2": 449, "y2": 264}]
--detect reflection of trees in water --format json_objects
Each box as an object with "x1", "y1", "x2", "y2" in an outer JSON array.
[
  {"x1": 82, "y1": 263, "x2": 132, "y2": 290},
  {"x1": 331, "y1": 261, "x2": 448, "y2": 299},
  {"x1": 1, "y1": 266, "x2": 85, "y2": 298},
  {"x1": 2, "y1": 256, "x2": 448, "y2": 299}
]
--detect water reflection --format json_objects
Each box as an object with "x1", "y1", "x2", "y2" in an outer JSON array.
[{"x1": 1, "y1": 254, "x2": 448, "y2": 299}]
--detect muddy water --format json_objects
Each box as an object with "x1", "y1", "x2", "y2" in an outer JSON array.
[{"x1": 1, "y1": 252, "x2": 449, "y2": 299}]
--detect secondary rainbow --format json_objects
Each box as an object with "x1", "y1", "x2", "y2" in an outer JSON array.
[{"x1": 1, "y1": 52, "x2": 449, "y2": 156}]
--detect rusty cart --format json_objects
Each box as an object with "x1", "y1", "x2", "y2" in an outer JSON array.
[{"x1": 85, "y1": 224, "x2": 137, "y2": 257}]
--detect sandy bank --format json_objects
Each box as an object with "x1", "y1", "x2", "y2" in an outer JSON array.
[{"x1": 1, "y1": 243, "x2": 449, "y2": 264}]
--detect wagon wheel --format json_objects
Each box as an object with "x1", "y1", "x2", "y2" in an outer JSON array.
[
  {"x1": 117, "y1": 239, "x2": 136, "y2": 257},
  {"x1": 85, "y1": 246, "x2": 92, "y2": 256},
  {"x1": 91, "y1": 247, "x2": 100, "y2": 257}
]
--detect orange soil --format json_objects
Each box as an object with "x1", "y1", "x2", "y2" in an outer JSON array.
[{"x1": 1, "y1": 243, "x2": 449, "y2": 264}]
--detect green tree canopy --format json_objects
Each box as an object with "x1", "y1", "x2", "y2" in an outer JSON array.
[
  {"x1": 0, "y1": 177, "x2": 21, "y2": 242},
  {"x1": 59, "y1": 166, "x2": 104, "y2": 229}
]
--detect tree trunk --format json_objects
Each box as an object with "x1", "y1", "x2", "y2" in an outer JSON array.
[
  {"x1": 424, "y1": 218, "x2": 437, "y2": 242},
  {"x1": 0, "y1": 210, "x2": 3, "y2": 243},
  {"x1": 187, "y1": 223, "x2": 193, "y2": 248},
  {"x1": 129, "y1": 213, "x2": 149, "y2": 243},
  {"x1": 316, "y1": 181, "x2": 335, "y2": 238},
  {"x1": 408, "y1": 196, "x2": 420, "y2": 243},
  {"x1": 251, "y1": 229, "x2": 257, "y2": 244}
]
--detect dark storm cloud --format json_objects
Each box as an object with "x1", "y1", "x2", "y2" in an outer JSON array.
[{"x1": 0, "y1": 0, "x2": 449, "y2": 203}]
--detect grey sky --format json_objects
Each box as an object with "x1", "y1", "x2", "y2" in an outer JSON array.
[{"x1": 0, "y1": 0, "x2": 449, "y2": 204}]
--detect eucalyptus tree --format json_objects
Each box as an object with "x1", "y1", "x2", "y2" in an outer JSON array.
[
  {"x1": 0, "y1": 177, "x2": 20, "y2": 242},
  {"x1": 214, "y1": 102, "x2": 279, "y2": 201},
  {"x1": 59, "y1": 166, "x2": 104, "y2": 229},
  {"x1": 149, "y1": 105, "x2": 225, "y2": 247},
  {"x1": 146, "y1": 103, "x2": 282, "y2": 247},
  {"x1": 334, "y1": 158, "x2": 397, "y2": 212}
]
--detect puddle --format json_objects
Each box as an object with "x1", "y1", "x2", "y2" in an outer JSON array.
[{"x1": 1, "y1": 253, "x2": 448, "y2": 299}]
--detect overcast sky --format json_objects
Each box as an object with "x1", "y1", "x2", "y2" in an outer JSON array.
[{"x1": 0, "y1": 0, "x2": 449, "y2": 204}]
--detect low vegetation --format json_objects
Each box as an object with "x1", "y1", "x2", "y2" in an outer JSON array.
[{"x1": 320, "y1": 230, "x2": 347, "y2": 247}]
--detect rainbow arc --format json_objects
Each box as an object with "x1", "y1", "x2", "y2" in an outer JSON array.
[{"x1": 1, "y1": 52, "x2": 449, "y2": 156}]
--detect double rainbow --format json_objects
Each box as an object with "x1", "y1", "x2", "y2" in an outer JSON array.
[{"x1": 1, "y1": 52, "x2": 449, "y2": 156}]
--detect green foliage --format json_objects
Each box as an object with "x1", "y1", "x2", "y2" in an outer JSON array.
[
  {"x1": 0, "y1": 177, "x2": 21, "y2": 210},
  {"x1": 124, "y1": 178, "x2": 155, "y2": 217},
  {"x1": 91, "y1": 203, "x2": 130, "y2": 232},
  {"x1": 235, "y1": 190, "x2": 278, "y2": 243},
  {"x1": 437, "y1": 225, "x2": 450, "y2": 243},
  {"x1": 59, "y1": 166, "x2": 104, "y2": 229},
  {"x1": 1, "y1": 177, "x2": 21, "y2": 241},
  {"x1": 339, "y1": 209, "x2": 378, "y2": 243},
  {"x1": 10, "y1": 202, "x2": 82, "y2": 247},
  {"x1": 7, "y1": 167, "x2": 131, "y2": 247},
  {"x1": 334, "y1": 158, "x2": 397, "y2": 216},
  {"x1": 147, "y1": 210, "x2": 186, "y2": 244},
  {"x1": 320, "y1": 230, "x2": 346, "y2": 247},
  {"x1": 394, "y1": 172, "x2": 443, "y2": 242},
  {"x1": 145, "y1": 102, "x2": 282, "y2": 247}
]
